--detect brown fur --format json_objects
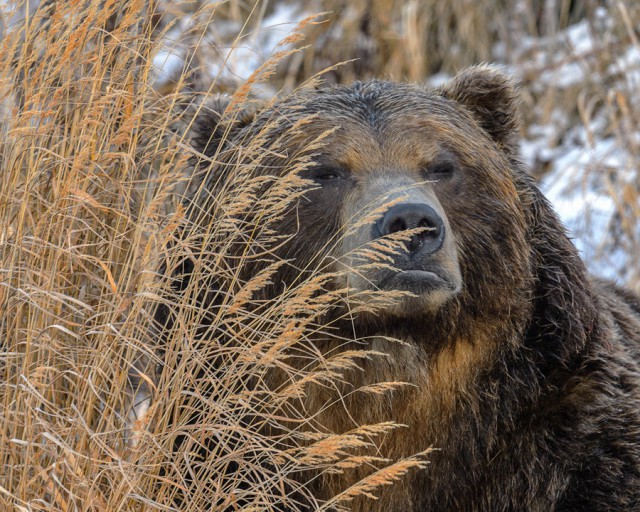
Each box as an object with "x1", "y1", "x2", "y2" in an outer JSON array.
[{"x1": 163, "y1": 65, "x2": 640, "y2": 510}]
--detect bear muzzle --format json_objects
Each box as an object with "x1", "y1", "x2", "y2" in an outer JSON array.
[{"x1": 339, "y1": 177, "x2": 462, "y2": 311}]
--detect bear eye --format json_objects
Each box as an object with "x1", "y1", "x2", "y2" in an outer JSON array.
[
  {"x1": 424, "y1": 160, "x2": 456, "y2": 179},
  {"x1": 309, "y1": 167, "x2": 345, "y2": 182},
  {"x1": 317, "y1": 170, "x2": 340, "y2": 180}
]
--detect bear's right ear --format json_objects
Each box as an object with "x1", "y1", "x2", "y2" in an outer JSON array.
[
  {"x1": 192, "y1": 96, "x2": 257, "y2": 158},
  {"x1": 437, "y1": 64, "x2": 521, "y2": 159}
]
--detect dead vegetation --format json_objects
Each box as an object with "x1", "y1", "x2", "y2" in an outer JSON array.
[
  {"x1": 0, "y1": 1, "x2": 426, "y2": 509},
  {"x1": 0, "y1": 0, "x2": 638, "y2": 511}
]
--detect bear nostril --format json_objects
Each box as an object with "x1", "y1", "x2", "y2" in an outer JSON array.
[
  {"x1": 389, "y1": 218, "x2": 407, "y2": 234},
  {"x1": 417, "y1": 217, "x2": 441, "y2": 239}
]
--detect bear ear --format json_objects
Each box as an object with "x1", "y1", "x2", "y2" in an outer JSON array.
[
  {"x1": 437, "y1": 64, "x2": 521, "y2": 158},
  {"x1": 192, "y1": 96, "x2": 257, "y2": 158}
]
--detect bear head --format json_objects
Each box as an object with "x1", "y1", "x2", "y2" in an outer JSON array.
[{"x1": 188, "y1": 65, "x2": 537, "y2": 346}]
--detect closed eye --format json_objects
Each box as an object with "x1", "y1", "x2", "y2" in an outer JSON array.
[
  {"x1": 423, "y1": 160, "x2": 456, "y2": 179},
  {"x1": 304, "y1": 166, "x2": 346, "y2": 183},
  {"x1": 316, "y1": 170, "x2": 341, "y2": 180}
]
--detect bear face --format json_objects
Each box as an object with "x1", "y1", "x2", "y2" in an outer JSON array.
[
  {"x1": 288, "y1": 79, "x2": 528, "y2": 320},
  {"x1": 194, "y1": 67, "x2": 533, "y2": 335}
]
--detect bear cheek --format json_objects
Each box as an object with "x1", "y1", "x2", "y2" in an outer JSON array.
[
  {"x1": 450, "y1": 197, "x2": 529, "y2": 307},
  {"x1": 295, "y1": 186, "x2": 348, "y2": 271},
  {"x1": 332, "y1": 190, "x2": 375, "y2": 291}
]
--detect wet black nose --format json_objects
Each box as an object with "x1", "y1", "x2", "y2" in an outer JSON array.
[{"x1": 374, "y1": 203, "x2": 445, "y2": 255}]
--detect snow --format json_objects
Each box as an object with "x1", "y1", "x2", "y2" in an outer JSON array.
[
  {"x1": 565, "y1": 19, "x2": 596, "y2": 54},
  {"x1": 522, "y1": 116, "x2": 635, "y2": 282},
  {"x1": 151, "y1": 3, "x2": 306, "y2": 93},
  {"x1": 152, "y1": 50, "x2": 184, "y2": 86},
  {"x1": 610, "y1": 45, "x2": 640, "y2": 89},
  {"x1": 426, "y1": 72, "x2": 451, "y2": 88},
  {"x1": 220, "y1": 3, "x2": 302, "y2": 81},
  {"x1": 0, "y1": 0, "x2": 40, "y2": 38},
  {"x1": 537, "y1": 133, "x2": 637, "y2": 282},
  {"x1": 513, "y1": 7, "x2": 639, "y2": 285},
  {"x1": 539, "y1": 61, "x2": 587, "y2": 89}
]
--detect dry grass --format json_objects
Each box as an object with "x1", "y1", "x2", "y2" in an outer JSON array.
[
  {"x1": 0, "y1": 1, "x2": 426, "y2": 510},
  {"x1": 1, "y1": 0, "x2": 638, "y2": 511}
]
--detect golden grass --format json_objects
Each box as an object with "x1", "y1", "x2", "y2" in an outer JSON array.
[{"x1": 0, "y1": 1, "x2": 427, "y2": 510}]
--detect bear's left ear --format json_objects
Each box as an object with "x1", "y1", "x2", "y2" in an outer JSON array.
[
  {"x1": 437, "y1": 64, "x2": 521, "y2": 159},
  {"x1": 192, "y1": 96, "x2": 258, "y2": 159}
]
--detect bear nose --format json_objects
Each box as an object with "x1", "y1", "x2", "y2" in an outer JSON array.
[{"x1": 374, "y1": 203, "x2": 445, "y2": 255}]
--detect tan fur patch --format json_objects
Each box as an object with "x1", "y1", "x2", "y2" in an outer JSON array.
[{"x1": 305, "y1": 331, "x2": 498, "y2": 510}]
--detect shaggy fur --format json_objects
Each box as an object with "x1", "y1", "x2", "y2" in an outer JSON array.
[{"x1": 159, "y1": 65, "x2": 640, "y2": 510}]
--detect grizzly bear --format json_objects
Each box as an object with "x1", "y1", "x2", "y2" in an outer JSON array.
[{"x1": 151, "y1": 65, "x2": 640, "y2": 511}]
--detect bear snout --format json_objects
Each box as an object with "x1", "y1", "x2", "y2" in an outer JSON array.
[
  {"x1": 373, "y1": 202, "x2": 445, "y2": 257},
  {"x1": 338, "y1": 179, "x2": 462, "y2": 310}
]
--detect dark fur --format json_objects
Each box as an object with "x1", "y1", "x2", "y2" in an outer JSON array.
[{"x1": 162, "y1": 65, "x2": 640, "y2": 510}]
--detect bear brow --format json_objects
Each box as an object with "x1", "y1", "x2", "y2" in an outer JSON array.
[
  {"x1": 430, "y1": 149, "x2": 460, "y2": 165},
  {"x1": 308, "y1": 155, "x2": 350, "y2": 172}
]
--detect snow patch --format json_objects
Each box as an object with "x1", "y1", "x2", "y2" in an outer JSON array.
[
  {"x1": 541, "y1": 134, "x2": 636, "y2": 282},
  {"x1": 151, "y1": 3, "x2": 307, "y2": 93}
]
